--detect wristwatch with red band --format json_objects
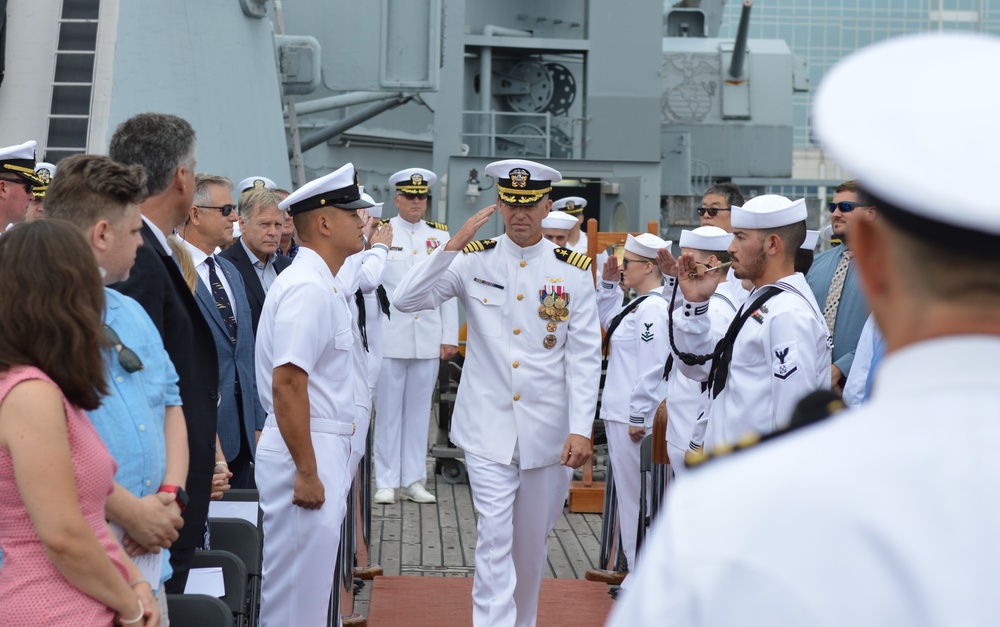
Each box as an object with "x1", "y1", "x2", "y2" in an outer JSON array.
[{"x1": 157, "y1": 484, "x2": 189, "y2": 513}]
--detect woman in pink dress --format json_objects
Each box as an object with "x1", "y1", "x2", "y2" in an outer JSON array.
[{"x1": 0, "y1": 221, "x2": 159, "y2": 626}]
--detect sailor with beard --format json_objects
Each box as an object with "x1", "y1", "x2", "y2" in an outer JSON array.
[{"x1": 668, "y1": 195, "x2": 831, "y2": 452}]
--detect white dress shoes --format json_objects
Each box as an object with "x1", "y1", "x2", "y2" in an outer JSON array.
[
  {"x1": 374, "y1": 488, "x2": 396, "y2": 504},
  {"x1": 399, "y1": 482, "x2": 436, "y2": 504}
]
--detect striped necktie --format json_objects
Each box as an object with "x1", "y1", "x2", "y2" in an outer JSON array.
[
  {"x1": 823, "y1": 249, "x2": 853, "y2": 335},
  {"x1": 205, "y1": 256, "x2": 237, "y2": 345}
]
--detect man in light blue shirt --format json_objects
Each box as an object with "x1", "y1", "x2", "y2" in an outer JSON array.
[{"x1": 46, "y1": 154, "x2": 189, "y2": 622}]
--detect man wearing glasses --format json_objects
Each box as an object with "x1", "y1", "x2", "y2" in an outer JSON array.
[
  {"x1": 0, "y1": 140, "x2": 43, "y2": 230},
  {"x1": 220, "y1": 188, "x2": 292, "y2": 336},
  {"x1": 806, "y1": 180, "x2": 876, "y2": 394},
  {"x1": 373, "y1": 167, "x2": 458, "y2": 505},
  {"x1": 46, "y1": 154, "x2": 188, "y2": 622},
  {"x1": 698, "y1": 182, "x2": 744, "y2": 232}
]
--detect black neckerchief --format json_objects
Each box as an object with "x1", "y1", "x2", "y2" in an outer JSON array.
[
  {"x1": 376, "y1": 284, "x2": 391, "y2": 319},
  {"x1": 354, "y1": 289, "x2": 369, "y2": 352}
]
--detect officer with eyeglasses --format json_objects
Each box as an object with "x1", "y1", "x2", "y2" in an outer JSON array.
[
  {"x1": 806, "y1": 180, "x2": 876, "y2": 394},
  {"x1": 373, "y1": 167, "x2": 458, "y2": 505},
  {"x1": 0, "y1": 140, "x2": 43, "y2": 231}
]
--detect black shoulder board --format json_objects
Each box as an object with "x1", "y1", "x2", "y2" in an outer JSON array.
[
  {"x1": 685, "y1": 391, "x2": 846, "y2": 470},
  {"x1": 463, "y1": 239, "x2": 497, "y2": 254},
  {"x1": 553, "y1": 247, "x2": 592, "y2": 271},
  {"x1": 425, "y1": 220, "x2": 449, "y2": 231},
  {"x1": 378, "y1": 218, "x2": 391, "y2": 226}
]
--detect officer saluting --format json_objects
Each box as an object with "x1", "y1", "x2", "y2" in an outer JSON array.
[
  {"x1": 393, "y1": 159, "x2": 602, "y2": 627},
  {"x1": 609, "y1": 32, "x2": 1000, "y2": 626},
  {"x1": 253, "y1": 163, "x2": 371, "y2": 627}
]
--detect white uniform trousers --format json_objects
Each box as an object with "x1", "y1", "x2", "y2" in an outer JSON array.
[
  {"x1": 465, "y1": 450, "x2": 572, "y2": 627},
  {"x1": 604, "y1": 421, "x2": 644, "y2": 589},
  {"x1": 256, "y1": 425, "x2": 353, "y2": 627},
  {"x1": 667, "y1": 442, "x2": 688, "y2": 480},
  {"x1": 374, "y1": 357, "x2": 439, "y2": 488}
]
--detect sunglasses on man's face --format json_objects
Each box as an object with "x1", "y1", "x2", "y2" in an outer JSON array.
[
  {"x1": 0, "y1": 178, "x2": 34, "y2": 195},
  {"x1": 697, "y1": 207, "x2": 731, "y2": 218},
  {"x1": 102, "y1": 324, "x2": 144, "y2": 373},
  {"x1": 401, "y1": 193, "x2": 428, "y2": 201},
  {"x1": 827, "y1": 201, "x2": 867, "y2": 214},
  {"x1": 197, "y1": 204, "x2": 236, "y2": 217}
]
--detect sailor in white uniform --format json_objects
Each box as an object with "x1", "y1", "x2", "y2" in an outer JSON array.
[
  {"x1": 669, "y1": 195, "x2": 831, "y2": 451},
  {"x1": 375, "y1": 167, "x2": 458, "y2": 505},
  {"x1": 609, "y1": 32, "x2": 1000, "y2": 627},
  {"x1": 597, "y1": 232, "x2": 671, "y2": 588},
  {"x1": 254, "y1": 163, "x2": 371, "y2": 627},
  {"x1": 393, "y1": 159, "x2": 602, "y2": 627},
  {"x1": 646, "y1": 226, "x2": 739, "y2": 475},
  {"x1": 552, "y1": 195, "x2": 588, "y2": 254}
]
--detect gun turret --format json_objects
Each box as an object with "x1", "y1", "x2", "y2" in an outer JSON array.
[{"x1": 729, "y1": 0, "x2": 752, "y2": 78}]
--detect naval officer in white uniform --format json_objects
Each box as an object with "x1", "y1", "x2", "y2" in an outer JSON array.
[
  {"x1": 254, "y1": 163, "x2": 371, "y2": 627},
  {"x1": 394, "y1": 159, "x2": 602, "y2": 627},
  {"x1": 597, "y1": 232, "x2": 671, "y2": 588},
  {"x1": 609, "y1": 32, "x2": 1000, "y2": 626},
  {"x1": 670, "y1": 195, "x2": 831, "y2": 451},
  {"x1": 375, "y1": 167, "x2": 458, "y2": 505},
  {"x1": 552, "y1": 196, "x2": 588, "y2": 254}
]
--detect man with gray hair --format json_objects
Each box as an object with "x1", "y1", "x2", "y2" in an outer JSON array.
[
  {"x1": 183, "y1": 174, "x2": 265, "y2": 490},
  {"x1": 698, "y1": 182, "x2": 744, "y2": 232},
  {"x1": 220, "y1": 187, "x2": 291, "y2": 335},
  {"x1": 109, "y1": 112, "x2": 219, "y2": 593}
]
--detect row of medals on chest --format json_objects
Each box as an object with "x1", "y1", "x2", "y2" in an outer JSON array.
[{"x1": 538, "y1": 288, "x2": 569, "y2": 349}]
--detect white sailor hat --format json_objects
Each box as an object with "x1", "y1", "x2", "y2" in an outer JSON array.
[
  {"x1": 485, "y1": 159, "x2": 562, "y2": 205},
  {"x1": 814, "y1": 33, "x2": 1000, "y2": 252},
  {"x1": 541, "y1": 211, "x2": 579, "y2": 230},
  {"x1": 731, "y1": 195, "x2": 807, "y2": 230},
  {"x1": 801, "y1": 229, "x2": 820, "y2": 250},
  {"x1": 625, "y1": 233, "x2": 671, "y2": 259},
  {"x1": 232, "y1": 220, "x2": 242, "y2": 238},
  {"x1": 821, "y1": 224, "x2": 834, "y2": 242},
  {"x1": 679, "y1": 225, "x2": 733, "y2": 251},
  {"x1": 360, "y1": 191, "x2": 383, "y2": 219},
  {"x1": 552, "y1": 196, "x2": 586, "y2": 215},
  {"x1": 389, "y1": 168, "x2": 436, "y2": 195},
  {"x1": 236, "y1": 176, "x2": 277, "y2": 195},
  {"x1": 32, "y1": 162, "x2": 57, "y2": 198},
  {"x1": 0, "y1": 140, "x2": 43, "y2": 186},
  {"x1": 278, "y1": 162, "x2": 373, "y2": 216}
]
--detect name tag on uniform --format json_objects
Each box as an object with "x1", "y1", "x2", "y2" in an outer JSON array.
[{"x1": 390, "y1": 246, "x2": 404, "y2": 251}]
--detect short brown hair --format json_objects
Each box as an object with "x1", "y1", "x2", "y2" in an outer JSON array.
[
  {"x1": 0, "y1": 221, "x2": 107, "y2": 409},
  {"x1": 238, "y1": 188, "x2": 283, "y2": 222},
  {"x1": 835, "y1": 180, "x2": 860, "y2": 195},
  {"x1": 45, "y1": 154, "x2": 148, "y2": 229}
]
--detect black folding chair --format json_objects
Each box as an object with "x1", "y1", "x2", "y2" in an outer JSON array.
[
  {"x1": 191, "y1": 549, "x2": 249, "y2": 627},
  {"x1": 218, "y1": 488, "x2": 263, "y2": 530},
  {"x1": 209, "y1": 518, "x2": 262, "y2": 627},
  {"x1": 167, "y1": 594, "x2": 234, "y2": 627}
]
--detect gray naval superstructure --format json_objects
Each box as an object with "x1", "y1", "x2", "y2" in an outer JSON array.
[{"x1": 0, "y1": 0, "x2": 812, "y2": 237}]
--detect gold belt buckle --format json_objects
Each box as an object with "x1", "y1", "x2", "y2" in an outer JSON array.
[{"x1": 352, "y1": 423, "x2": 357, "y2": 435}]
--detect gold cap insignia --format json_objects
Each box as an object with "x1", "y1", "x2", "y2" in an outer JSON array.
[
  {"x1": 410, "y1": 173, "x2": 424, "y2": 186},
  {"x1": 509, "y1": 168, "x2": 529, "y2": 189},
  {"x1": 37, "y1": 168, "x2": 51, "y2": 184},
  {"x1": 253, "y1": 178, "x2": 265, "y2": 189},
  {"x1": 565, "y1": 201, "x2": 575, "y2": 211}
]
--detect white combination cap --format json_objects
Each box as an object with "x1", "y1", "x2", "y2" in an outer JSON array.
[
  {"x1": 814, "y1": 32, "x2": 1000, "y2": 247},
  {"x1": 32, "y1": 161, "x2": 56, "y2": 198},
  {"x1": 679, "y1": 225, "x2": 733, "y2": 251},
  {"x1": 360, "y1": 191, "x2": 384, "y2": 219},
  {"x1": 236, "y1": 176, "x2": 277, "y2": 194},
  {"x1": 485, "y1": 159, "x2": 562, "y2": 205},
  {"x1": 552, "y1": 196, "x2": 586, "y2": 215},
  {"x1": 389, "y1": 168, "x2": 437, "y2": 194},
  {"x1": 801, "y1": 229, "x2": 820, "y2": 250},
  {"x1": 731, "y1": 195, "x2": 807, "y2": 230},
  {"x1": 541, "y1": 211, "x2": 579, "y2": 230},
  {"x1": 0, "y1": 140, "x2": 42, "y2": 185},
  {"x1": 625, "y1": 233, "x2": 671, "y2": 259},
  {"x1": 279, "y1": 162, "x2": 373, "y2": 215}
]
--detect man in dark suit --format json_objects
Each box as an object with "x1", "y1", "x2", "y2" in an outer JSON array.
[
  {"x1": 220, "y1": 187, "x2": 291, "y2": 335},
  {"x1": 181, "y1": 173, "x2": 266, "y2": 489},
  {"x1": 108, "y1": 113, "x2": 219, "y2": 593}
]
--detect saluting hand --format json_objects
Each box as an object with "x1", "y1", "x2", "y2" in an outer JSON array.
[
  {"x1": 602, "y1": 255, "x2": 621, "y2": 282},
  {"x1": 656, "y1": 247, "x2": 679, "y2": 278},
  {"x1": 370, "y1": 221, "x2": 393, "y2": 248},
  {"x1": 676, "y1": 252, "x2": 720, "y2": 303},
  {"x1": 444, "y1": 205, "x2": 496, "y2": 252},
  {"x1": 293, "y1": 470, "x2": 325, "y2": 510}
]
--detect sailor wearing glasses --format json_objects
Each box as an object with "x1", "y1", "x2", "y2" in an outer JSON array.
[
  {"x1": 806, "y1": 181, "x2": 876, "y2": 394},
  {"x1": 373, "y1": 167, "x2": 458, "y2": 505},
  {"x1": 597, "y1": 232, "x2": 671, "y2": 588},
  {"x1": 0, "y1": 140, "x2": 43, "y2": 230},
  {"x1": 393, "y1": 159, "x2": 602, "y2": 627}
]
